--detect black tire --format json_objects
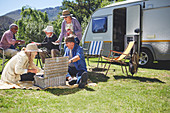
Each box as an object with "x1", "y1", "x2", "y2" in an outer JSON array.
[{"x1": 139, "y1": 48, "x2": 153, "y2": 66}]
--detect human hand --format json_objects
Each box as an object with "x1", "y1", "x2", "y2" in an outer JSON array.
[
  {"x1": 31, "y1": 42, "x2": 40, "y2": 45},
  {"x1": 68, "y1": 30, "x2": 73, "y2": 34},
  {"x1": 19, "y1": 40, "x2": 25, "y2": 44},
  {"x1": 67, "y1": 29, "x2": 73, "y2": 36},
  {"x1": 33, "y1": 42, "x2": 41, "y2": 46},
  {"x1": 28, "y1": 69, "x2": 38, "y2": 73},
  {"x1": 16, "y1": 40, "x2": 25, "y2": 45},
  {"x1": 55, "y1": 40, "x2": 60, "y2": 43}
]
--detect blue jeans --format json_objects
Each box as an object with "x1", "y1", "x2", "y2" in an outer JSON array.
[
  {"x1": 66, "y1": 66, "x2": 85, "y2": 84},
  {"x1": 9, "y1": 45, "x2": 16, "y2": 49}
]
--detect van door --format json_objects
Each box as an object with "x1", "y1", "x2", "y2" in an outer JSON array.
[
  {"x1": 125, "y1": 5, "x2": 141, "y2": 54},
  {"x1": 126, "y1": 5, "x2": 141, "y2": 36},
  {"x1": 113, "y1": 5, "x2": 141, "y2": 51}
]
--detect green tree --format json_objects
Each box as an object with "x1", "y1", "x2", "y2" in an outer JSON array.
[
  {"x1": 15, "y1": 1, "x2": 125, "y2": 44},
  {"x1": 16, "y1": 6, "x2": 49, "y2": 43},
  {"x1": 51, "y1": 15, "x2": 63, "y2": 37}
]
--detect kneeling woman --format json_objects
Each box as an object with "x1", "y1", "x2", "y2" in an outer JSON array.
[{"x1": 1, "y1": 43, "x2": 43, "y2": 84}]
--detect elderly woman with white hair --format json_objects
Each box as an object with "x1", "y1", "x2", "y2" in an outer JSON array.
[
  {"x1": 1, "y1": 43, "x2": 43, "y2": 84},
  {"x1": 36, "y1": 26, "x2": 60, "y2": 64}
]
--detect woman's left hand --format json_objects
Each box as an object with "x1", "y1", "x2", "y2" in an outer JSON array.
[{"x1": 28, "y1": 69, "x2": 38, "y2": 73}]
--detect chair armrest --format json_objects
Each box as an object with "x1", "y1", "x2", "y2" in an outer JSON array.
[
  {"x1": 110, "y1": 50, "x2": 123, "y2": 54},
  {"x1": 102, "y1": 56, "x2": 115, "y2": 61}
]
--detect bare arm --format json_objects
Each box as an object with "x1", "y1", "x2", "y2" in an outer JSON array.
[{"x1": 69, "y1": 55, "x2": 80, "y2": 64}]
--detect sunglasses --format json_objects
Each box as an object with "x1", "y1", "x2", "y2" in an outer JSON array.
[{"x1": 13, "y1": 28, "x2": 18, "y2": 31}]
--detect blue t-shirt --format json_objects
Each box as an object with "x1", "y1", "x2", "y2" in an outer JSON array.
[{"x1": 64, "y1": 44, "x2": 87, "y2": 72}]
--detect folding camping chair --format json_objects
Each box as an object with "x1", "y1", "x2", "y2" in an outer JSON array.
[
  {"x1": 0, "y1": 47, "x2": 10, "y2": 73},
  {"x1": 0, "y1": 44, "x2": 25, "y2": 73},
  {"x1": 102, "y1": 41, "x2": 135, "y2": 76},
  {"x1": 84, "y1": 41, "x2": 103, "y2": 68}
]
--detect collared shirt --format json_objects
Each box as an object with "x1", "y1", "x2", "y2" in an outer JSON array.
[
  {"x1": 0, "y1": 30, "x2": 16, "y2": 49},
  {"x1": 64, "y1": 44, "x2": 87, "y2": 72},
  {"x1": 58, "y1": 17, "x2": 82, "y2": 42}
]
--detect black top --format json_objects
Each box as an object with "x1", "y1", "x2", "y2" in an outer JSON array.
[{"x1": 40, "y1": 34, "x2": 59, "y2": 51}]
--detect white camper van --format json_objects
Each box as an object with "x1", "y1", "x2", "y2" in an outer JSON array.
[{"x1": 82, "y1": 0, "x2": 170, "y2": 66}]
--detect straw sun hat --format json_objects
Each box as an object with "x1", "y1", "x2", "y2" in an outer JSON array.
[
  {"x1": 25, "y1": 43, "x2": 42, "y2": 52},
  {"x1": 60, "y1": 10, "x2": 73, "y2": 18}
]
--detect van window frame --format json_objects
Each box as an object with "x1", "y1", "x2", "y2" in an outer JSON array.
[{"x1": 92, "y1": 16, "x2": 107, "y2": 33}]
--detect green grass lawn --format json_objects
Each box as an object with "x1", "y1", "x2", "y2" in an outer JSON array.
[{"x1": 0, "y1": 58, "x2": 170, "y2": 113}]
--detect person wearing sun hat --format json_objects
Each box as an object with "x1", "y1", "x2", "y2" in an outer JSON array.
[
  {"x1": 55, "y1": 10, "x2": 82, "y2": 49},
  {"x1": 36, "y1": 25, "x2": 60, "y2": 64},
  {"x1": 1, "y1": 43, "x2": 43, "y2": 84}
]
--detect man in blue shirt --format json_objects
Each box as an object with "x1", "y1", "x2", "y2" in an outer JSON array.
[{"x1": 64, "y1": 35, "x2": 88, "y2": 88}]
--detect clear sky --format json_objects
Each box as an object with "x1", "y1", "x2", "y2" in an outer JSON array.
[{"x1": 0, "y1": 0, "x2": 74, "y2": 16}]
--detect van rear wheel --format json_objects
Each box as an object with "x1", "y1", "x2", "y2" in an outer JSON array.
[{"x1": 139, "y1": 48, "x2": 153, "y2": 66}]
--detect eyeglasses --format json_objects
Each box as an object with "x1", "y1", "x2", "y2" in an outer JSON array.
[
  {"x1": 13, "y1": 28, "x2": 18, "y2": 31},
  {"x1": 64, "y1": 17, "x2": 67, "y2": 19}
]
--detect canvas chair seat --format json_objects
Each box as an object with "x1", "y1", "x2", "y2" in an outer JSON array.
[
  {"x1": 84, "y1": 41, "x2": 103, "y2": 68},
  {"x1": 102, "y1": 41, "x2": 135, "y2": 76}
]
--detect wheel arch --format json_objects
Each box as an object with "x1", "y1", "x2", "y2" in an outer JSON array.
[{"x1": 141, "y1": 44, "x2": 156, "y2": 61}]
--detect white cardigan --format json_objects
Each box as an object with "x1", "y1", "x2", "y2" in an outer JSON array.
[{"x1": 1, "y1": 51, "x2": 42, "y2": 83}]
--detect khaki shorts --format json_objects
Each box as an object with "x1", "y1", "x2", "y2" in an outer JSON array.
[{"x1": 4, "y1": 49, "x2": 18, "y2": 57}]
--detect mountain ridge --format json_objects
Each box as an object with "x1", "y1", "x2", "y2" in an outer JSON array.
[
  {"x1": 0, "y1": 6, "x2": 62, "y2": 38},
  {"x1": 3, "y1": 6, "x2": 62, "y2": 21}
]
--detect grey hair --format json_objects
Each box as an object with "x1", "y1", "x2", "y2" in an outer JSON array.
[{"x1": 9, "y1": 23, "x2": 18, "y2": 30}]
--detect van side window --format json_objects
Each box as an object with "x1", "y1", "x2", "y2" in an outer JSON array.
[{"x1": 92, "y1": 17, "x2": 107, "y2": 33}]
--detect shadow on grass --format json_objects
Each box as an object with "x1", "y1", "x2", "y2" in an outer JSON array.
[
  {"x1": 91, "y1": 60, "x2": 170, "y2": 70},
  {"x1": 88, "y1": 71, "x2": 110, "y2": 83},
  {"x1": 139, "y1": 61, "x2": 170, "y2": 70},
  {"x1": 45, "y1": 88, "x2": 80, "y2": 96},
  {"x1": 89, "y1": 67, "x2": 107, "y2": 72},
  {"x1": 45, "y1": 86, "x2": 95, "y2": 96},
  {"x1": 113, "y1": 75, "x2": 165, "y2": 83}
]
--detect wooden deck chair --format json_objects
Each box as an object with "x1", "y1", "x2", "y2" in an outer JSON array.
[
  {"x1": 84, "y1": 41, "x2": 103, "y2": 68},
  {"x1": 102, "y1": 41, "x2": 135, "y2": 76}
]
